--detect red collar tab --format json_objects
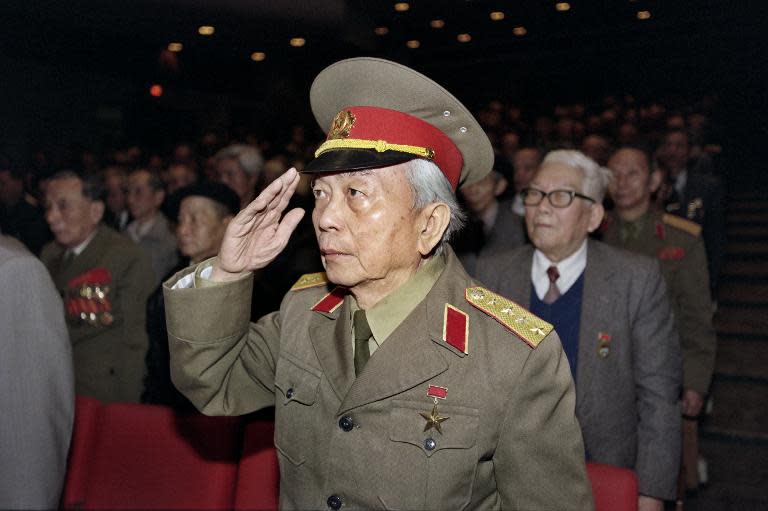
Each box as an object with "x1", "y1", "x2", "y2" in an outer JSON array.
[
  {"x1": 443, "y1": 304, "x2": 469, "y2": 355},
  {"x1": 311, "y1": 287, "x2": 347, "y2": 314},
  {"x1": 321, "y1": 106, "x2": 464, "y2": 190}
]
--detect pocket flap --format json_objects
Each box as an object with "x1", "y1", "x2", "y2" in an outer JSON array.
[
  {"x1": 274, "y1": 353, "x2": 321, "y2": 406},
  {"x1": 389, "y1": 400, "x2": 479, "y2": 457}
]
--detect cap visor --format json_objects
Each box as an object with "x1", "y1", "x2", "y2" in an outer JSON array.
[{"x1": 303, "y1": 149, "x2": 417, "y2": 174}]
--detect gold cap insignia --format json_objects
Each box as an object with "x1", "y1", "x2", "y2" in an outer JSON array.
[
  {"x1": 327, "y1": 110, "x2": 356, "y2": 140},
  {"x1": 465, "y1": 286, "x2": 552, "y2": 348}
]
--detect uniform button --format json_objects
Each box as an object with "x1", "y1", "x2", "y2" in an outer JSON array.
[
  {"x1": 327, "y1": 494, "x2": 343, "y2": 510},
  {"x1": 339, "y1": 415, "x2": 354, "y2": 432},
  {"x1": 424, "y1": 437, "x2": 436, "y2": 451},
  {"x1": 286, "y1": 388, "x2": 294, "y2": 399}
]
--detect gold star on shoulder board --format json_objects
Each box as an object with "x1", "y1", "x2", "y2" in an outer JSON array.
[{"x1": 419, "y1": 403, "x2": 449, "y2": 434}]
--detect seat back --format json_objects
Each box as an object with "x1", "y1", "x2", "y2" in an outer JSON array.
[
  {"x1": 234, "y1": 420, "x2": 279, "y2": 511},
  {"x1": 61, "y1": 395, "x2": 103, "y2": 509},
  {"x1": 586, "y1": 462, "x2": 638, "y2": 511},
  {"x1": 83, "y1": 403, "x2": 242, "y2": 510}
]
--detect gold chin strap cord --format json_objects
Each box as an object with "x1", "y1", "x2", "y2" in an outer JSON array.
[{"x1": 315, "y1": 138, "x2": 435, "y2": 160}]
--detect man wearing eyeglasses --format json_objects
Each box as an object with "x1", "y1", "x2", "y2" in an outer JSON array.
[{"x1": 476, "y1": 150, "x2": 682, "y2": 511}]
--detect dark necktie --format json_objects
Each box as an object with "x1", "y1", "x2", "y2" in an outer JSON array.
[
  {"x1": 543, "y1": 265, "x2": 561, "y2": 305},
  {"x1": 353, "y1": 310, "x2": 372, "y2": 376}
]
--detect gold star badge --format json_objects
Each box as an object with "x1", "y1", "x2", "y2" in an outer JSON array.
[{"x1": 419, "y1": 403, "x2": 449, "y2": 434}]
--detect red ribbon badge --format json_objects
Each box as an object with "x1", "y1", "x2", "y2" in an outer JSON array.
[
  {"x1": 658, "y1": 247, "x2": 685, "y2": 260},
  {"x1": 427, "y1": 385, "x2": 448, "y2": 400}
]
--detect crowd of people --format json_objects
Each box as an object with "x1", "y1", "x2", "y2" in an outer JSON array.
[{"x1": 0, "y1": 85, "x2": 726, "y2": 509}]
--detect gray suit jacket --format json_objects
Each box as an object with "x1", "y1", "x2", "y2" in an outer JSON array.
[
  {"x1": 130, "y1": 213, "x2": 179, "y2": 286},
  {"x1": 476, "y1": 240, "x2": 682, "y2": 500},
  {"x1": 0, "y1": 234, "x2": 75, "y2": 509}
]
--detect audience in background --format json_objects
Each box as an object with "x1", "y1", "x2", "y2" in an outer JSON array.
[
  {"x1": 0, "y1": 164, "x2": 51, "y2": 255},
  {"x1": 215, "y1": 144, "x2": 265, "y2": 210}
]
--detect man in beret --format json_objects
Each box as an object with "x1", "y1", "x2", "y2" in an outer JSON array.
[{"x1": 165, "y1": 58, "x2": 592, "y2": 509}]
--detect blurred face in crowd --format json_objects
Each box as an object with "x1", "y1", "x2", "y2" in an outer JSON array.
[
  {"x1": 608, "y1": 148, "x2": 662, "y2": 219},
  {"x1": 659, "y1": 131, "x2": 690, "y2": 174},
  {"x1": 0, "y1": 170, "x2": 23, "y2": 207},
  {"x1": 167, "y1": 163, "x2": 197, "y2": 195},
  {"x1": 524, "y1": 162, "x2": 603, "y2": 262},
  {"x1": 103, "y1": 170, "x2": 127, "y2": 215},
  {"x1": 311, "y1": 164, "x2": 448, "y2": 303},
  {"x1": 512, "y1": 148, "x2": 541, "y2": 193},
  {"x1": 263, "y1": 158, "x2": 287, "y2": 187},
  {"x1": 44, "y1": 176, "x2": 104, "y2": 248},
  {"x1": 126, "y1": 170, "x2": 164, "y2": 223},
  {"x1": 177, "y1": 196, "x2": 232, "y2": 264},
  {"x1": 460, "y1": 172, "x2": 506, "y2": 216},
  {"x1": 217, "y1": 157, "x2": 257, "y2": 206},
  {"x1": 581, "y1": 135, "x2": 610, "y2": 166}
]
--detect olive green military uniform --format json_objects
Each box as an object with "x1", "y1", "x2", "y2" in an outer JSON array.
[
  {"x1": 41, "y1": 224, "x2": 154, "y2": 403},
  {"x1": 602, "y1": 209, "x2": 716, "y2": 394},
  {"x1": 164, "y1": 247, "x2": 593, "y2": 510}
]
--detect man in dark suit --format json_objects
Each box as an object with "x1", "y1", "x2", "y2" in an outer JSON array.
[
  {"x1": 0, "y1": 232, "x2": 74, "y2": 509},
  {"x1": 657, "y1": 129, "x2": 726, "y2": 297},
  {"x1": 41, "y1": 171, "x2": 154, "y2": 403},
  {"x1": 477, "y1": 150, "x2": 682, "y2": 511}
]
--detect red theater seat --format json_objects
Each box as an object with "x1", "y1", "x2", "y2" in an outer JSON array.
[
  {"x1": 586, "y1": 462, "x2": 638, "y2": 511},
  {"x1": 61, "y1": 395, "x2": 103, "y2": 509},
  {"x1": 234, "y1": 420, "x2": 279, "y2": 511},
  {"x1": 82, "y1": 403, "x2": 242, "y2": 510}
]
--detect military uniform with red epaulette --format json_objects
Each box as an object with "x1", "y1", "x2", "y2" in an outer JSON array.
[
  {"x1": 601, "y1": 209, "x2": 716, "y2": 396},
  {"x1": 164, "y1": 246, "x2": 593, "y2": 510}
]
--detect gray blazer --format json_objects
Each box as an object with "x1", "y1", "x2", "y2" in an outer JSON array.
[
  {"x1": 0, "y1": 234, "x2": 75, "y2": 509},
  {"x1": 476, "y1": 239, "x2": 682, "y2": 500}
]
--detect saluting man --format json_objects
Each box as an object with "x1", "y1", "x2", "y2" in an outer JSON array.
[{"x1": 164, "y1": 58, "x2": 593, "y2": 510}]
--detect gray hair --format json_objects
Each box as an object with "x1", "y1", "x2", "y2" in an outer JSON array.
[
  {"x1": 215, "y1": 144, "x2": 264, "y2": 177},
  {"x1": 541, "y1": 149, "x2": 612, "y2": 203},
  {"x1": 49, "y1": 170, "x2": 105, "y2": 203},
  {"x1": 403, "y1": 158, "x2": 465, "y2": 255}
]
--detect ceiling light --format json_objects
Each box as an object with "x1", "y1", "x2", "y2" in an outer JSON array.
[
  {"x1": 374, "y1": 26, "x2": 389, "y2": 35},
  {"x1": 637, "y1": 10, "x2": 651, "y2": 20},
  {"x1": 513, "y1": 26, "x2": 527, "y2": 36},
  {"x1": 490, "y1": 11, "x2": 505, "y2": 21},
  {"x1": 167, "y1": 42, "x2": 183, "y2": 52},
  {"x1": 394, "y1": 2, "x2": 409, "y2": 12},
  {"x1": 149, "y1": 84, "x2": 163, "y2": 97},
  {"x1": 555, "y1": 2, "x2": 571, "y2": 12},
  {"x1": 430, "y1": 19, "x2": 445, "y2": 29},
  {"x1": 250, "y1": 52, "x2": 266, "y2": 62},
  {"x1": 457, "y1": 33, "x2": 472, "y2": 43},
  {"x1": 290, "y1": 37, "x2": 306, "y2": 47},
  {"x1": 406, "y1": 39, "x2": 420, "y2": 49},
  {"x1": 198, "y1": 25, "x2": 215, "y2": 36}
]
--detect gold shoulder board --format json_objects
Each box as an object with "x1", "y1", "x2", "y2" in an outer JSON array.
[
  {"x1": 465, "y1": 286, "x2": 553, "y2": 348},
  {"x1": 290, "y1": 272, "x2": 329, "y2": 291},
  {"x1": 662, "y1": 213, "x2": 702, "y2": 237}
]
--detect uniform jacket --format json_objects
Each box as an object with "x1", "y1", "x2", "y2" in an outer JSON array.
[
  {"x1": 0, "y1": 234, "x2": 74, "y2": 509},
  {"x1": 164, "y1": 248, "x2": 593, "y2": 510},
  {"x1": 476, "y1": 240, "x2": 682, "y2": 500},
  {"x1": 601, "y1": 210, "x2": 717, "y2": 394},
  {"x1": 41, "y1": 224, "x2": 153, "y2": 403}
]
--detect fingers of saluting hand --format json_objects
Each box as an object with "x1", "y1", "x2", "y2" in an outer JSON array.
[{"x1": 236, "y1": 167, "x2": 300, "y2": 224}]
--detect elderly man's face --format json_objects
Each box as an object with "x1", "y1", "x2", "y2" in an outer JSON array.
[
  {"x1": 177, "y1": 196, "x2": 231, "y2": 264},
  {"x1": 607, "y1": 148, "x2": 660, "y2": 214},
  {"x1": 217, "y1": 158, "x2": 256, "y2": 204},
  {"x1": 460, "y1": 173, "x2": 505, "y2": 216},
  {"x1": 660, "y1": 132, "x2": 690, "y2": 173},
  {"x1": 311, "y1": 164, "x2": 425, "y2": 295},
  {"x1": 524, "y1": 163, "x2": 603, "y2": 262},
  {"x1": 103, "y1": 172, "x2": 127, "y2": 215},
  {"x1": 126, "y1": 171, "x2": 163, "y2": 222},
  {"x1": 44, "y1": 176, "x2": 103, "y2": 248}
]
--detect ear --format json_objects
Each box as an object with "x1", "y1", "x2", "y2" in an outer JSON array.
[
  {"x1": 416, "y1": 202, "x2": 451, "y2": 256},
  {"x1": 586, "y1": 202, "x2": 605, "y2": 233},
  {"x1": 90, "y1": 201, "x2": 105, "y2": 224},
  {"x1": 648, "y1": 169, "x2": 663, "y2": 193},
  {"x1": 493, "y1": 176, "x2": 509, "y2": 197}
]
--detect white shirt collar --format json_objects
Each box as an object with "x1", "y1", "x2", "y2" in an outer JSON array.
[
  {"x1": 70, "y1": 229, "x2": 98, "y2": 256},
  {"x1": 531, "y1": 239, "x2": 588, "y2": 300}
]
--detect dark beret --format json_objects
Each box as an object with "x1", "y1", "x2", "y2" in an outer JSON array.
[{"x1": 166, "y1": 181, "x2": 241, "y2": 220}]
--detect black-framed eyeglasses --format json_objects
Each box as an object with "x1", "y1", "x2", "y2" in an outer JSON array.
[{"x1": 521, "y1": 187, "x2": 596, "y2": 208}]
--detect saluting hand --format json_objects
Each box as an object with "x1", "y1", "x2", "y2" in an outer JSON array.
[{"x1": 211, "y1": 168, "x2": 306, "y2": 282}]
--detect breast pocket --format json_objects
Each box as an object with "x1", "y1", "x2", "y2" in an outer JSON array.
[
  {"x1": 273, "y1": 353, "x2": 322, "y2": 466},
  {"x1": 379, "y1": 400, "x2": 480, "y2": 510}
]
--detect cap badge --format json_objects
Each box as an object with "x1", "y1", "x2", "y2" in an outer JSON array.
[{"x1": 327, "y1": 110, "x2": 356, "y2": 140}]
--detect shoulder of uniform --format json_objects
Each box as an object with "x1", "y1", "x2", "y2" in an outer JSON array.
[
  {"x1": 290, "y1": 272, "x2": 330, "y2": 291},
  {"x1": 662, "y1": 213, "x2": 701, "y2": 237},
  {"x1": 465, "y1": 286, "x2": 553, "y2": 349}
]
